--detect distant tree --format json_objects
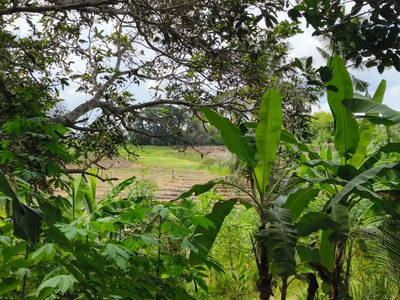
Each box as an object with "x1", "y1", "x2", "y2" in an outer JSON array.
[{"x1": 308, "y1": 111, "x2": 334, "y2": 145}]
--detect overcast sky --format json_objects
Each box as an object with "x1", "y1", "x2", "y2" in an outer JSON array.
[
  {"x1": 289, "y1": 22, "x2": 400, "y2": 113},
  {"x1": 40, "y1": 12, "x2": 400, "y2": 115}
]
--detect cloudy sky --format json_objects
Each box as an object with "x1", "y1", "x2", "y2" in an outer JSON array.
[
  {"x1": 50, "y1": 12, "x2": 400, "y2": 115},
  {"x1": 289, "y1": 23, "x2": 400, "y2": 113}
]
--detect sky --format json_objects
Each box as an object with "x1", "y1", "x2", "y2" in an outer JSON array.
[
  {"x1": 289, "y1": 23, "x2": 400, "y2": 113},
  {"x1": 15, "y1": 9, "x2": 400, "y2": 115}
]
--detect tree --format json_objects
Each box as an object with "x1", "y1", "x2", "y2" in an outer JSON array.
[
  {"x1": 289, "y1": 0, "x2": 400, "y2": 74},
  {"x1": 0, "y1": 1, "x2": 323, "y2": 187},
  {"x1": 308, "y1": 111, "x2": 334, "y2": 145}
]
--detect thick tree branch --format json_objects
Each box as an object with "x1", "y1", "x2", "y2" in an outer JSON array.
[{"x1": 0, "y1": 0, "x2": 122, "y2": 16}]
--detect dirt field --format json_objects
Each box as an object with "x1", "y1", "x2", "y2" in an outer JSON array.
[{"x1": 70, "y1": 146, "x2": 251, "y2": 202}]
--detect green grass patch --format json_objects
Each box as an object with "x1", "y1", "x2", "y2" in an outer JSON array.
[{"x1": 119, "y1": 146, "x2": 230, "y2": 175}]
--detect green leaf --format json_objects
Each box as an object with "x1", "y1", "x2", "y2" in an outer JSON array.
[
  {"x1": 0, "y1": 172, "x2": 43, "y2": 244},
  {"x1": 89, "y1": 200, "x2": 135, "y2": 220},
  {"x1": 31, "y1": 244, "x2": 54, "y2": 263},
  {"x1": 281, "y1": 130, "x2": 319, "y2": 159},
  {"x1": 329, "y1": 162, "x2": 400, "y2": 208},
  {"x1": 175, "y1": 180, "x2": 234, "y2": 200},
  {"x1": 38, "y1": 275, "x2": 77, "y2": 295},
  {"x1": 351, "y1": 80, "x2": 386, "y2": 168},
  {"x1": 104, "y1": 244, "x2": 130, "y2": 270},
  {"x1": 264, "y1": 208, "x2": 297, "y2": 277},
  {"x1": 303, "y1": 160, "x2": 359, "y2": 180},
  {"x1": 71, "y1": 174, "x2": 88, "y2": 220},
  {"x1": 331, "y1": 203, "x2": 349, "y2": 232},
  {"x1": 0, "y1": 278, "x2": 19, "y2": 295},
  {"x1": 295, "y1": 212, "x2": 340, "y2": 237},
  {"x1": 103, "y1": 176, "x2": 136, "y2": 202},
  {"x1": 326, "y1": 56, "x2": 359, "y2": 158},
  {"x1": 343, "y1": 97, "x2": 400, "y2": 125},
  {"x1": 328, "y1": 203, "x2": 350, "y2": 242},
  {"x1": 190, "y1": 199, "x2": 236, "y2": 261},
  {"x1": 254, "y1": 90, "x2": 282, "y2": 196},
  {"x1": 297, "y1": 244, "x2": 321, "y2": 263},
  {"x1": 200, "y1": 107, "x2": 256, "y2": 168},
  {"x1": 320, "y1": 229, "x2": 335, "y2": 272},
  {"x1": 89, "y1": 170, "x2": 97, "y2": 205},
  {"x1": 282, "y1": 188, "x2": 319, "y2": 222}
]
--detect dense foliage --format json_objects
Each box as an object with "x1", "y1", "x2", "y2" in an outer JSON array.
[{"x1": 1, "y1": 0, "x2": 400, "y2": 299}]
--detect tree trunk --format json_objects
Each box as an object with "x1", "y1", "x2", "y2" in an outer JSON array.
[
  {"x1": 305, "y1": 273, "x2": 319, "y2": 300},
  {"x1": 330, "y1": 242, "x2": 345, "y2": 300},
  {"x1": 257, "y1": 240, "x2": 274, "y2": 300},
  {"x1": 343, "y1": 241, "x2": 353, "y2": 296},
  {"x1": 280, "y1": 276, "x2": 288, "y2": 300}
]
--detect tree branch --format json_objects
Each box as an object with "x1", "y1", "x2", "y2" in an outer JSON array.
[
  {"x1": 62, "y1": 169, "x2": 118, "y2": 181},
  {"x1": 0, "y1": 0, "x2": 122, "y2": 16}
]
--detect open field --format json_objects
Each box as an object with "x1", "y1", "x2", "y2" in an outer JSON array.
[{"x1": 86, "y1": 146, "x2": 250, "y2": 201}]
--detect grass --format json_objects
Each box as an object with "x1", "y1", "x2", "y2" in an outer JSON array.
[{"x1": 119, "y1": 146, "x2": 230, "y2": 175}]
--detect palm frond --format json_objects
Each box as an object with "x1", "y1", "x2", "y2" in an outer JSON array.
[
  {"x1": 316, "y1": 47, "x2": 332, "y2": 60},
  {"x1": 350, "y1": 74, "x2": 370, "y2": 93}
]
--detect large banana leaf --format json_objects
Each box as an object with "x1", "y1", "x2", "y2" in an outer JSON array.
[
  {"x1": 329, "y1": 162, "x2": 400, "y2": 208},
  {"x1": 175, "y1": 180, "x2": 231, "y2": 200},
  {"x1": 200, "y1": 107, "x2": 256, "y2": 169},
  {"x1": 190, "y1": 199, "x2": 236, "y2": 261},
  {"x1": 281, "y1": 130, "x2": 319, "y2": 159},
  {"x1": 351, "y1": 80, "x2": 386, "y2": 168},
  {"x1": 329, "y1": 203, "x2": 350, "y2": 242},
  {"x1": 343, "y1": 98, "x2": 400, "y2": 125},
  {"x1": 264, "y1": 208, "x2": 297, "y2": 277},
  {"x1": 303, "y1": 160, "x2": 359, "y2": 180},
  {"x1": 102, "y1": 176, "x2": 136, "y2": 202},
  {"x1": 254, "y1": 90, "x2": 282, "y2": 197},
  {"x1": 295, "y1": 212, "x2": 340, "y2": 237},
  {"x1": 90, "y1": 200, "x2": 136, "y2": 221},
  {"x1": 326, "y1": 56, "x2": 359, "y2": 158},
  {"x1": 320, "y1": 229, "x2": 335, "y2": 272},
  {"x1": 70, "y1": 174, "x2": 89, "y2": 220},
  {"x1": 0, "y1": 172, "x2": 43, "y2": 244},
  {"x1": 281, "y1": 187, "x2": 319, "y2": 222}
]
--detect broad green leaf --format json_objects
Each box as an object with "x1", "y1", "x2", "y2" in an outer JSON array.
[
  {"x1": 329, "y1": 162, "x2": 400, "y2": 208},
  {"x1": 281, "y1": 130, "x2": 319, "y2": 159},
  {"x1": 331, "y1": 203, "x2": 349, "y2": 232},
  {"x1": 181, "y1": 237, "x2": 198, "y2": 253},
  {"x1": 71, "y1": 174, "x2": 88, "y2": 220},
  {"x1": 295, "y1": 212, "x2": 340, "y2": 237},
  {"x1": 0, "y1": 278, "x2": 19, "y2": 295},
  {"x1": 351, "y1": 80, "x2": 386, "y2": 167},
  {"x1": 175, "y1": 180, "x2": 239, "y2": 200},
  {"x1": 104, "y1": 244, "x2": 130, "y2": 270},
  {"x1": 190, "y1": 199, "x2": 236, "y2": 261},
  {"x1": 38, "y1": 275, "x2": 77, "y2": 295},
  {"x1": 320, "y1": 229, "x2": 334, "y2": 272},
  {"x1": 90, "y1": 169, "x2": 97, "y2": 203},
  {"x1": 264, "y1": 208, "x2": 297, "y2": 277},
  {"x1": 0, "y1": 172, "x2": 43, "y2": 244},
  {"x1": 379, "y1": 143, "x2": 400, "y2": 153},
  {"x1": 200, "y1": 107, "x2": 256, "y2": 168},
  {"x1": 255, "y1": 90, "x2": 282, "y2": 196},
  {"x1": 303, "y1": 160, "x2": 359, "y2": 180},
  {"x1": 89, "y1": 200, "x2": 135, "y2": 220},
  {"x1": 103, "y1": 176, "x2": 136, "y2": 202},
  {"x1": 296, "y1": 244, "x2": 321, "y2": 263},
  {"x1": 31, "y1": 244, "x2": 54, "y2": 263},
  {"x1": 326, "y1": 56, "x2": 359, "y2": 158},
  {"x1": 282, "y1": 188, "x2": 319, "y2": 222},
  {"x1": 343, "y1": 98, "x2": 400, "y2": 125}
]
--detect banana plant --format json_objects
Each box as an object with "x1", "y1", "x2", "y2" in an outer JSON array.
[
  {"x1": 175, "y1": 90, "x2": 307, "y2": 300},
  {"x1": 288, "y1": 56, "x2": 400, "y2": 300}
]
